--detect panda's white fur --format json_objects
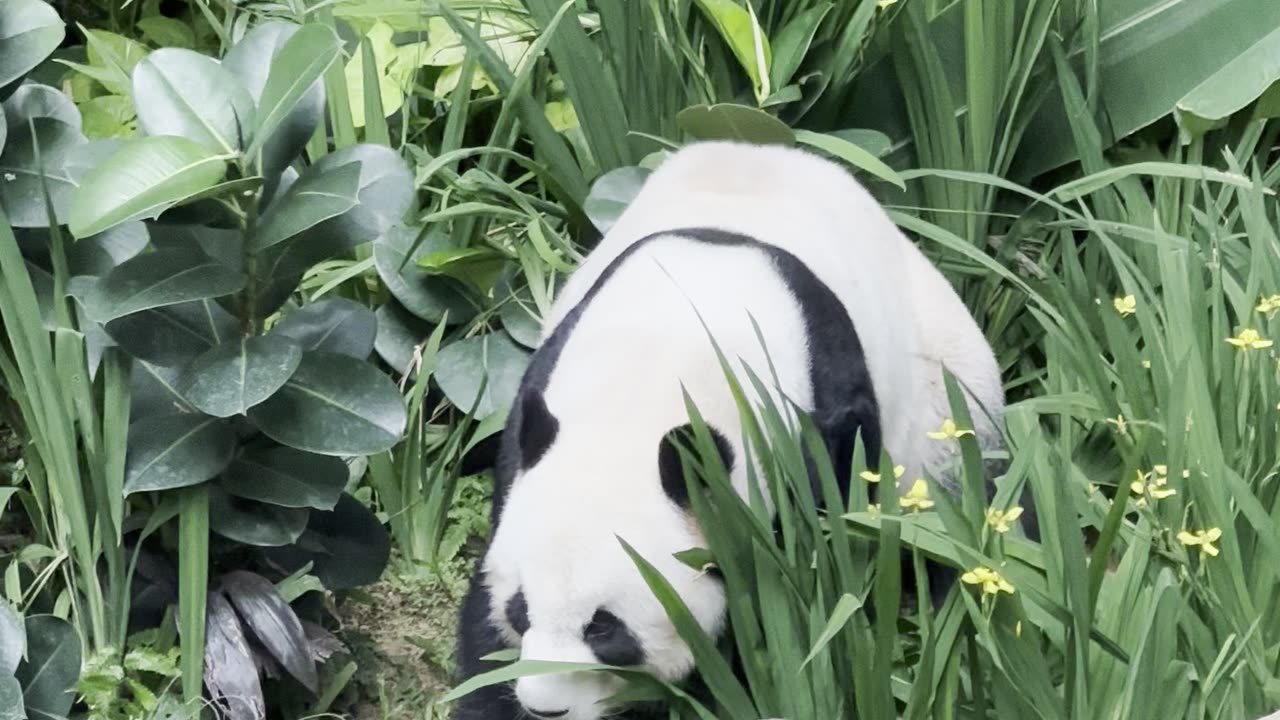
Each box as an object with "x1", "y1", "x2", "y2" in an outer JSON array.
[{"x1": 459, "y1": 141, "x2": 1004, "y2": 720}]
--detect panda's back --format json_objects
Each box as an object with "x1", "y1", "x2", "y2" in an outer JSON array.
[{"x1": 547, "y1": 142, "x2": 926, "y2": 471}]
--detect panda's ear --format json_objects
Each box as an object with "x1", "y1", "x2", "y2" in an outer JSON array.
[
  {"x1": 658, "y1": 423, "x2": 735, "y2": 510},
  {"x1": 517, "y1": 391, "x2": 558, "y2": 470}
]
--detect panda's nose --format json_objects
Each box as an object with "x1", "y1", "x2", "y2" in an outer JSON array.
[{"x1": 526, "y1": 709, "x2": 568, "y2": 719}]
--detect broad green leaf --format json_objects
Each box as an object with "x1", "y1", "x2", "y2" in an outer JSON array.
[
  {"x1": 583, "y1": 166, "x2": 650, "y2": 234},
  {"x1": 64, "y1": 220, "x2": 148, "y2": 275},
  {"x1": 202, "y1": 590, "x2": 264, "y2": 718},
  {"x1": 124, "y1": 413, "x2": 236, "y2": 494},
  {"x1": 0, "y1": 0, "x2": 64, "y2": 89},
  {"x1": 104, "y1": 299, "x2": 238, "y2": 368},
  {"x1": 373, "y1": 300, "x2": 434, "y2": 375},
  {"x1": 676, "y1": 103, "x2": 794, "y2": 145},
  {"x1": 79, "y1": 94, "x2": 136, "y2": 139},
  {"x1": 271, "y1": 298, "x2": 377, "y2": 359},
  {"x1": 15, "y1": 615, "x2": 80, "y2": 720},
  {"x1": 250, "y1": 161, "x2": 361, "y2": 250},
  {"x1": 0, "y1": 677, "x2": 22, "y2": 720},
  {"x1": 247, "y1": 350, "x2": 407, "y2": 456},
  {"x1": 136, "y1": 16, "x2": 194, "y2": 49},
  {"x1": 0, "y1": 602, "x2": 24, "y2": 675},
  {"x1": 373, "y1": 224, "x2": 479, "y2": 325},
  {"x1": 220, "y1": 571, "x2": 318, "y2": 692},
  {"x1": 794, "y1": 129, "x2": 906, "y2": 190},
  {"x1": 343, "y1": 22, "x2": 402, "y2": 129},
  {"x1": 221, "y1": 446, "x2": 348, "y2": 510},
  {"x1": 248, "y1": 23, "x2": 341, "y2": 159},
  {"x1": 0, "y1": 117, "x2": 84, "y2": 227},
  {"x1": 800, "y1": 593, "x2": 863, "y2": 668},
  {"x1": 263, "y1": 493, "x2": 390, "y2": 591},
  {"x1": 178, "y1": 335, "x2": 303, "y2": 418},
  {"x1": 1175, "y1": 25, "x2": 1280, "y2": 135},
  {"x1": 434, "y1": 332, "x2": 530, "y2": 419},
  {"x1": 75, "y1": 27, "x2": 149, "y2": 96},
  {"x1": 209, "y1": 487, "x2": 309, "y2": 547},
  {"x1": 416, "y1": 246, "x2": 510, "y2": 295},
  {"x1": 132, "y1": 48, "x2": 256, "y2": 153},
  {"x1": 3, "y1": 82, "x2": 81, "y2": 131},
  {"x1": 692, "y1": 0, "x2": 771, "y2": 99},
  {"x1": 68, "y1": 135, "x2": 229, "y2": 238},
  {"x1": 769, "y1": 4, "x2": 831, "y2": 90},
  {"x1": 75, "y1": 247, "x2": 244, "y2": 324},
  {"x1": 223, "y1": 21, "x2": 328, "y2": 179}
]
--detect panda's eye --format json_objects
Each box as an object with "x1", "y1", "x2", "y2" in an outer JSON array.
[
  {"x1": 583, "y1": 610, "x2": 619, "y2": 640},
  {"x1": 583, "y1": 609, "x2": 645, "y2": 667},
  {"x1": 506, "y1": 591, "x2": 529, "y2": 635}
]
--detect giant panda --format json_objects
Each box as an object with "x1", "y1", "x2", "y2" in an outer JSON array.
[{"x1": 451, "y1": 141, "x2": 1008, "y2": 720}]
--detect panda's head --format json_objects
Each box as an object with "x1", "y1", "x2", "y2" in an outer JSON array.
[{"x1": 482, "y1": 391, "x2": 736, "y2": 720}]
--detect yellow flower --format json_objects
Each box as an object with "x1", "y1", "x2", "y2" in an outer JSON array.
[
  {"x1": 1225, "y1": 328, "x2": 1273, "y2": 350},
  {"x1": 927, "y1": 418, "x2": 975, "y2": 441},
  {"x1": 1256, "y1": 294, "x2": 1280, "y2": 316},
  {"x1": 1177, "y1": 527, "x2": 1222, "y2": 558},
  {"x1": 1106, "y1": 414, "x2": 1128, "y2": 435},
  {"x1": 985, "y1": 506, "x2": 1024, "y2": 533},
  {"x1": 1113, "y1": 295, "x2": 1136, "y2": 317},
  {"x1": 867, "y1": 503, "x2": 881, "y2": 518},
  {"x1": 960, "y1": 566, "x2": 1015, "y2": 596},
  {"x1": 859, "y1": 465, "x2": 905, "y2": 484},
  {"x1": 1152, "y1": 464, "x2": 1190, "y2": 480},
  {"x1": 876, "y1": 0, "x2": 897, "y2": 8},
  {"x1": 899, "y1": 479, "x2": 934, "y2": 512},
  {"x1": 1141, "y1": 359, "x2": 1152, "y2": 369},
  {"x1": 1130, "y1": 468, "x2": 1177, "y2": 506}
]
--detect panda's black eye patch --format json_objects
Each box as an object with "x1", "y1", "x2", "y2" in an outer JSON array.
[
  {"x1": 506, "y1": 591, "x2": 529, "y2": 635},
  {"x1": 658, "y1": 423, "x2": 735, "y2": 510},
  {"x1": 582, "y1": 609, "x2": 644, "y2": 667}
]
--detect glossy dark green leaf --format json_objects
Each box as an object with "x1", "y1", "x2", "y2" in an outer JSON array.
[
  {"x1": 65, "y1": 221, "x2": 148, "y2": 276},
  {"x1": 0, "y1": 677, "x2": 22, "y2": 720},
  {"x1": 256, "y1": 145, "x2": 414, "y2": 285},
  {"x1": 16, "y1": 615, "x2": 80, "y2": 720},
  {"x1": 250, "y1": 161, "x2": 360, "y2": 251},
  {"x1": 124, "y1": 413, "x2": 236, "y2": 495},
  {"x1": 0, "y1": 0, "x2": 65, "y2": 89},
  {"x1": 132, "y1": 48, "x2": 256, "y2": 153},
  {"x1": 208, "y1": 486, "x2": 308, "y2": 547},
  {"x1": 247, "y1": 351, "x2": 406, "y2": 456},
  {"x1": 68, "y1": 135, "x2": 228, "y2": 238},
  {"x1": 220, "y1": 570, "x2": 318, "y2": 692},
  {"x1": 373, "y1": 300, "x2": 434, "y2": 375},
  {"x1": 271, "y1": 298, "x2": 376, "y2": 359},
  {"x1": 223, "y1": 21, "x2": 326, "y2": 181},
  {"x1": 0, "y1": 602, "x2": 24, "y2": 676},
  {"x1": 434, "y1": 332, "x2": 530, "y2": 419},
  {"x1": 178, "y1": 335, "x2": 303, "y2": 418},
  {"x1": 129, "y1": 360, "x2": 195, "y2": 418},
  {"x1": 373, "y1": 225, "x2": 479, "y2": 325},
  {"x1": 105, "y1": 299, "x2": 238, "y2": 368},
  {"x1": 769, "y1": 4, "x2": 831, "y2": 89},
  {"x1": 676, "y1": 103, "x2": 795, "y2": 145},
  {"x1": 244, "y1": 24, "x2": 341, "y2": 161},
  {"x1": 264, "y1": 493, "x2": 390, "y2": 591},
  {"x1": 221, "y1": 446, "x2": 347, "y2": 510},
  {"x1": 583, "y1": 165, "x2": 650, "y2": 234},
  {"x1": 76, "y1": 247, "x2": 244, "y2": 324},
  {"x1": 0, "y1": 117, "x2": 85, "y2": 227},
  {"x1": 203, "y1": 590, "x2": 265, "y2": 720},
  {"x1": 2, "y1": 82, "x2": 80, "y2": 131},
  {"x1": 495, "y1": 271, "x2": 561, "y2": 350}
]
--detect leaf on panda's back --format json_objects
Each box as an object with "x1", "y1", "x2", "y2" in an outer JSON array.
[{"x1": 676, "y1": 103, "x2": 794, "y2": 146}]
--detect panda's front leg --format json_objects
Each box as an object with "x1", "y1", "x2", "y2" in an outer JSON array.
[{"x1": 452, "y1": 567, "x2": 521, "y2": 720}]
